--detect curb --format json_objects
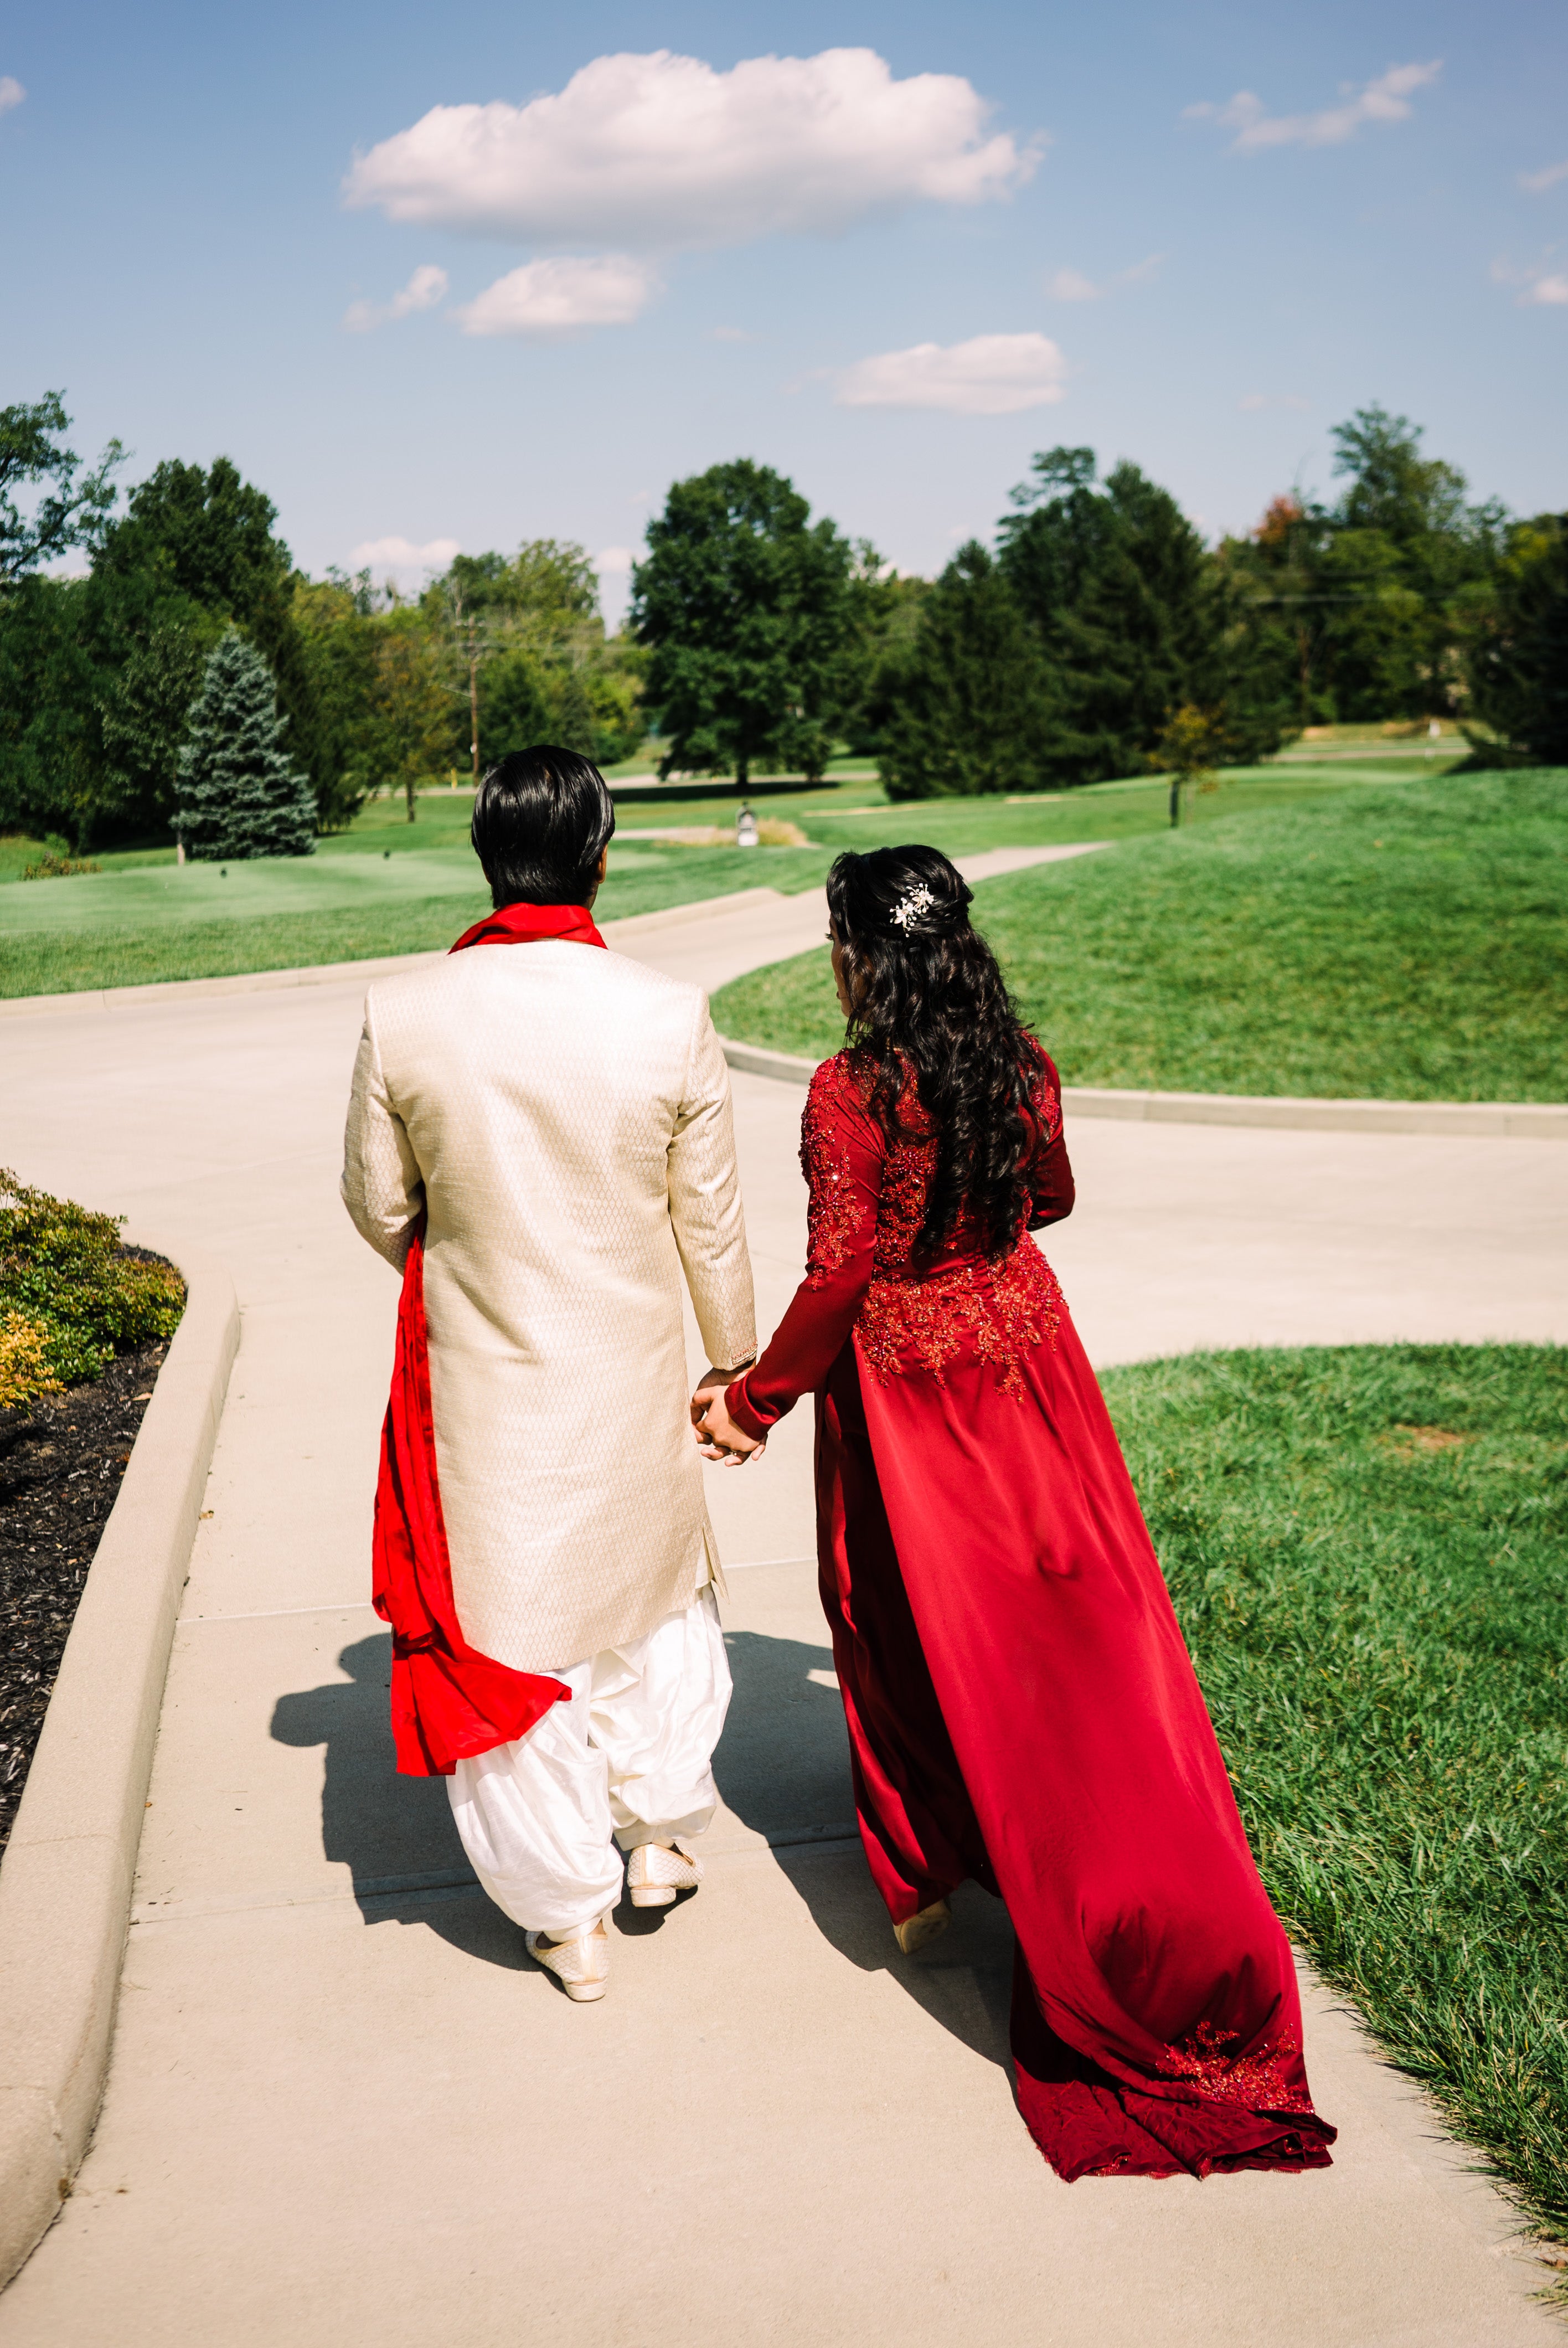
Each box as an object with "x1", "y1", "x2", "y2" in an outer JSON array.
[
  {"x1": 0, "y1": 1245, "x2": 240, "y2": 2287},
  {"x1": 719, "y1": 1039, "x2": 1568, "y2": 1140},
  {"x1": 0, "y1": 890, "x2": 793, "y2": 1021}
]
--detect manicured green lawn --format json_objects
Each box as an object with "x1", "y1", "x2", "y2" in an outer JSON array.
[
  {"x1": 1105, "y1": 1341, "x2": 1568, "y2": 2254},
  {"x1": 0, "y1": 837, "x2": 833, "y2": 997},
  {"x1": 713, "y1": 771, "x2": 1568, "y2": 1102}
]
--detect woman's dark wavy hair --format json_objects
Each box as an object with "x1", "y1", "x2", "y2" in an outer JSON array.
[{"x1": 827, "y1": 845, "x2": 1040, "y2": 1259}]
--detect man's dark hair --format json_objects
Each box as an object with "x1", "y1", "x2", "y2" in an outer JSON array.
[{"x1": 470, "y1": 746, "x2": 616, "y2": 908}]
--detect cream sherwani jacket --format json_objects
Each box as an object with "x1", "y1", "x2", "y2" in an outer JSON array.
[{"x1": 341, "y1": 939, "x2": 756, "y2": 1674}]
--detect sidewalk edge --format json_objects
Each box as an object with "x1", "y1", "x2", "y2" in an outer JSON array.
[
  {"x1": 718, "y1": 1039, "x2": 1568, "y2": 1139},
  {"x1": 0, "y1": 1245, "x2": 240, "y2": 2287}
]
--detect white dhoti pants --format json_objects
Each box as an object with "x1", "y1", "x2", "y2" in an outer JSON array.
[{"x1": 447, "y1": 1589, "x2": 731, "y2": 1939}]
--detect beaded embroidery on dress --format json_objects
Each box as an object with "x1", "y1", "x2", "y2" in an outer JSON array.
[{"x1": 802, "y1": 1048, "x2": 1065, "y2": 1397}]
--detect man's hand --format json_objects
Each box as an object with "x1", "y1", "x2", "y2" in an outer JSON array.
[{"x1": 690, "y1": 1367, "x2": 765, "y2": 1465}]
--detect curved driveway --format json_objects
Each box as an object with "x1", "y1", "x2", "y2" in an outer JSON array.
[{"x1": 2, "y1": 873, "x2": 1564, "y2": 2347}]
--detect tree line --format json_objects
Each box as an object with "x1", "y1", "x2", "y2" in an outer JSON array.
[
  {"x1": 0, "y1": 395, "x2": 645, "y2": 852},
  {"x1": 1, "y1": 392, "x2": 1562, "y2": 857}
]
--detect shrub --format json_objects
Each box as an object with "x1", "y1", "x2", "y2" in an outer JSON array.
[{"x1": 0, "y1": 1171, "x2": 185, "y2": 1408}]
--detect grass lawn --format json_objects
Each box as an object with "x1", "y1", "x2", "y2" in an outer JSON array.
[
  {"x1": 713, "y1": 770, "x2": 1568, "y2": 1103},
  {"x1": 1105, "y1": 1340, "x2": 1568, "y2": 2256},
  {"x1": 0, "y1": 836, "x2": 833, "y2": 997}
]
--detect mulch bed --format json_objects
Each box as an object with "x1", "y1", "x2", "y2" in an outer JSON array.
[{"x1": 0, "y1": 1337, "x2": 169, "y2": 1851}]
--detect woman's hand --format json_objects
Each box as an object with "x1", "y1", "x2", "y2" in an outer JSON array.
[{"x1": 690, "y1": 1372, "x2": 766, "y2": 1465}]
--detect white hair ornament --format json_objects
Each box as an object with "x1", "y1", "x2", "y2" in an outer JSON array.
[{"x1": 889, "y1": 883, "x2": 935, "y2": 933}]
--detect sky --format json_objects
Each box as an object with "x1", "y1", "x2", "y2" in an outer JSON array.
[{"x1": 3, "y1": 1, "x2": 1565, "y2": 626}]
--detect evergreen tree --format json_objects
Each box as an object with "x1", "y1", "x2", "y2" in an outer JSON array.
[
  {"x1": 1463, "y1": 514, "x2": 1568, "y2": 764},
  {"x1": 174, "y1": 630, "x2": 315, "y2": 859},
  {"x1": 880, "y1": 544, "x2": 1053, "y2": 800},
  {"x1": 998, "y1": 449, "x2": 1247, "y2": 784}
]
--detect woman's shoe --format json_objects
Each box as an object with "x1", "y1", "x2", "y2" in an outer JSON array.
[
  {"x1": 894, "y1": 1898, "x2": 951, "y2": 1955},
  {"x1": 625, "y1": 1841, "x2": 704, "y2": 1908},
  {"x1": 525, "y1": 1920, "x2": 611, "y2": 2001}
]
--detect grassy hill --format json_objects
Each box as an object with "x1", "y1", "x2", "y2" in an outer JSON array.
[{"x1": 712, "y1": 770, "x2": 1568, "y2": 1103}]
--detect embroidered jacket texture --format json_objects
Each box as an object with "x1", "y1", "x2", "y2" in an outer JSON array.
[{"x1": 803, "y1": 1049, "x2": 1065, "y2": 1394}]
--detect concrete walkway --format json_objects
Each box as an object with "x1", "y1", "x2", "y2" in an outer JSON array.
[{"x1": 2, "y1": 885, "x2": 1565, "y2": 2345}]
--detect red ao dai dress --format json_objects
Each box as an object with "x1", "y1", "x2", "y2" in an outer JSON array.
[{"x1": 724, "y1": 1045, "x2": 1335, "y2": 2181}]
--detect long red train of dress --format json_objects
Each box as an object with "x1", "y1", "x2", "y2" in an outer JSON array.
[{"x1": 725, "y1": 1047, "x2": 1335, "y2": 2180}]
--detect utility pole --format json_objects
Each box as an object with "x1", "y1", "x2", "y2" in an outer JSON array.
[{"x1": 468, "y1": 611, "x2": 481, "y2": 786}]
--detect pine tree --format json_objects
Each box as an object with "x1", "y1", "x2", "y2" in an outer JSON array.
[
  {"x1": 1464, "y1": 514, "x2": 1568, "y2": 764},
  {"x1": 174, "y1": 630, "x2": 316, "y2": 859},
  {"x1": 879, "y1": 544, "x2": 1053, "y2": 800}
]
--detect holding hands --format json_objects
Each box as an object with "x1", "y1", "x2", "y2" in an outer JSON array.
[{"x1": 691, "y1": 1367, "x2": 766, "y2": 1466}]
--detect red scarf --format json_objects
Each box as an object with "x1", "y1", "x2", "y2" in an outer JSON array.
[
  {"x1": 370, "y1": 898, "x2": 607, "y2": 1774},
  {"x1": 448, "y1": 899, "x2": 606, "y2": 952}
]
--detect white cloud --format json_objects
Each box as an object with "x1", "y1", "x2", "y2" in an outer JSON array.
[
  {"x1": 0, "y1": 76, "x2": 24, "y2": 115},
  {"x1": 595, "y1": 545, "x2": 635, "y2": 575},
  {"x1": 1046, "y1": 253, "x2": 1162, "y2": 301},
  {"x1": 837, "y1": 332, "x2": 1067, "y2": 416},
  {"x1": 343, "y1": 48, "x2": 1036, "y2": 250},
  {"x1": 1521, "y1": 159, "x2": 1568, "y2": 194},
  {"x1": 343, "y1": 263, "x2": 448, "y2": 333},
  {"x1": 708, "y1": 325, "x2": 756, "y2": 342},
  {"x1": 347, "y1": 534, "x2": 461, "y2": 584},
  {"x1": 1492, "y1": 253, "x2": 1568, "y2": 306},
  {"x1": 1187, "y1": 60, "x2": 1441, "y2": 152},
  {"x1": 1238, "y1": 392, "x2": 1310, "y2": 411},
  {"x1": 454, "y1": 254, "x2": 657, "y2": 337}
]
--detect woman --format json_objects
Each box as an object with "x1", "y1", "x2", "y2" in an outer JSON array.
[{"x1": 695, "y1": 846, "x2": 1334, "y2": 2181}]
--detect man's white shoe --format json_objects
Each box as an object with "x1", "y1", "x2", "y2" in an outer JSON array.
[
  {"x1": 525, "y1": 1920, "x2": 610, "y2": 2001},
  {"x1": 625, "y1": 1841, "x2": 704, "y2": 1909}
]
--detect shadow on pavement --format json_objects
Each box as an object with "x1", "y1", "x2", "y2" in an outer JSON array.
[
  {"x1": 268, "y1": 1623, "x2": 1017, "y2": 2052},
  {"x1": 718, "y1": 1628, "x2": 1014, "y2": 2077},
  {"x1": 270, "y1": 1632, "x2": 522, "y2": 1968}
]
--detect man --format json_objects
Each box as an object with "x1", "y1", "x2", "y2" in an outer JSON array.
[{"x1": 342, "y1": 747, "x2": 757, "y2": 2002}]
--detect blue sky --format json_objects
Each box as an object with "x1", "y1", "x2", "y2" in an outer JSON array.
[{"x1": 3, "y1": 1, "x2": 1564, "y2": 624}]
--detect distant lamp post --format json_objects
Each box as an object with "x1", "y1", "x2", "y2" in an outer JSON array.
[{"x1": 736, "y1": 804, "x2": 760, "y2": 849}]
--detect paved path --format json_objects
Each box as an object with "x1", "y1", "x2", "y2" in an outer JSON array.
[{"x1": 2, "y1": 885, "x2": 1565, "y2": 2345}]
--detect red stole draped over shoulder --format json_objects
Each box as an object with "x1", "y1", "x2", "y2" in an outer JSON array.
[{"x1": 370, "y1": 898, "x2": 606, "y2": 1774}]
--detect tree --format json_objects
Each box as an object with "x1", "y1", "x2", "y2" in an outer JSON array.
[
  {"x1": 0, "y1": 393, "x2": 123, "y2": 583},
  {"x1": 1149, "y1": 704, "x2": 1226, "y2": 827},
  {"x1": 97, "y1": 456, "x2": 338, "y2": 825},
  {"x1": 632, "y1": 460, "x2": 852, "y2": 786},
  {"x1": 879, "y1": 544, "x2": 1053, "y2": 800},
  {"x1": 373, "y1": 617, "x2": 455, "y2": 820},
  {"x1": 998, "y1": 449, "x2": 1256, "y2": 784},
  {"x1": 1221, "y1": 409, "x2": 1508, "y2": 727},
  {"x1": 425, "y1": 540, "x2": 643, "y2": 776},
  {"x1": 477, "y1": 648, "x2": 551, "y2": 763},
  {"x1": 1462, "y1": 515, "x2": 1568, "y2": 764},
  {"x1": 96, "y1": 607, "x2": 222, "y2": 835},
  {"x1": 833, "y1": 550, "x2": 929, "y2": 757},
  {"x1": 290, "y1": 574, "x2": 385, "y2": 830},
  {"x1": 174, "y1": 630, "x2": 315, "y2": 860}
]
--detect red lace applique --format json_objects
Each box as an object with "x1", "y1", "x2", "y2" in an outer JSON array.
[
  {"x1": 809, "y1": 1048, "x2": 1066, "y2": 1397},
  {"x1": 799, "y1": 1058, "x2": 869, "y2": 1288},
  {"x1": 857, "y1": 1245, "x2": 1063, "y2": 1398},
  {"x1": 1157, "y1": 2021, "x2": 1316, "y2": 2115}
]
